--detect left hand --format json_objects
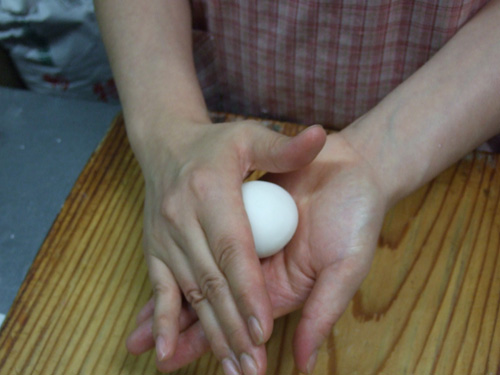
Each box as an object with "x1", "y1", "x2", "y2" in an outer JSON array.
[{"x1": 126, "y1": 132, "x2": 391, "y2": 374}]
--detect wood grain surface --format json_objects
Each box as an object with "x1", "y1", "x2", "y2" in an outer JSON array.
[{"x1": 0, "y1": 114, "x2": 499, "y2": 375}]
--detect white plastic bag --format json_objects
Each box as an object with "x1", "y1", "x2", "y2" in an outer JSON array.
[{"x1": 0, "y1": 0, "x2": 118, "y2": 103}]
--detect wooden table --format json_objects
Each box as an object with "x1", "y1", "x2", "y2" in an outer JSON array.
[{"x1": 1, "y1": 115, "x2": 499, "y2": 375}]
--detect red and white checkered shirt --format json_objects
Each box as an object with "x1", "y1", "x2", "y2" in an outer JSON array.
[{"x1": 190, "y1": 0, "x2": 489, "y2": 129}]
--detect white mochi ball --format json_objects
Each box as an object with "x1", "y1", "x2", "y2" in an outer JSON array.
[{"x1": 242, "y1": 180, "x2": 299, "y2": 258}]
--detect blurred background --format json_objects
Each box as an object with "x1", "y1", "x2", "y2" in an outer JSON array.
[
  {"x1": 0, "y1": 0, "x2": 121, "y2": 328},
  {"x1": 0, "y1": 0, "x2": 117, "y2": 102}
]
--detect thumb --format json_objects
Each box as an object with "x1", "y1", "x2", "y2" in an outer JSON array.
[
  {"x1": 292, "y1": 259, "x2": 369, "y2": 374},
  {"x1": 249, "y1": 124, "x2": 327, "y2": 173}
]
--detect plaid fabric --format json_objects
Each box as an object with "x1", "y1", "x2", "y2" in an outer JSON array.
[{"x1": 190, "y1": 0, "x2": 489, "y2": 129}]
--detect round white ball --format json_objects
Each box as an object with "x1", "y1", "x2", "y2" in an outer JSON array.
[{"x1": 242, "y1": 180, "x2": 299, "y2": 258}]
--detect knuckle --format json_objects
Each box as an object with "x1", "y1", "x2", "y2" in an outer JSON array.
[
  {"x1": 229, "y1": 122, "x2": 255, "y2": 155},
  {"x1": 184, "y1": 286, "x2": 206, "y2": 308},
  {"x1": 160, "y1": 194, "x2": 180, "y2": 224},
  {"x1": 154, "y1": 313, "x2": 171, "y2": 332},
  {"x1": 201, "y1": 273, "x2": 228, "y2": 301},
  {"x1": 266, "y1": 136, "x2": 287, "y2": 169},
  {"x1": 187, "y1": 168, "x2": 216, "y2": 200},
  {"x1": 184, "y1": 273, "x2": 228, "y2": 308},
  {"x1": 186, "y1": 272, "x2": 229, "y2": 307},
  {"x1": 235, "y1": 121, "x2": 257, "y2": 138},
  {"x1": 239, "y1": 119, "x2": 261, "y2": 132},
  {"x1": 214, "y1": 236, "x2": 243, "y2": 271},
  {"x1": 153, "y1": 282, "x2": 173, "y2": 298}
]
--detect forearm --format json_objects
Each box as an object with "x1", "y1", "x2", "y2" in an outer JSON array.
[
  {"x1": 342, "y1": 0, "x2": 500, "y2": 205},
  {"x1": 94, "y1": 0, "x2": 210, "y2": 136}
]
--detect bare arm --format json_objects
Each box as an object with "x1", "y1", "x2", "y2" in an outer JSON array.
[
  {"x1": 94, "y1": 0, "x2": 209, "y2": 141},
  {"x1": 93, "y1": 2, "x2": 327, "y2": 375},
  {"x1": 343, "y1": 0, "x2": 500, "y2": 206}
]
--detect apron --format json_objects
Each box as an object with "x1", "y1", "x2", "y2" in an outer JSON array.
[{"x1": 190, "y1": 0, "x2": 489, "y2": 129}]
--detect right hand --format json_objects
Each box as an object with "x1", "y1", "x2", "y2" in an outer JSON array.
[{"x1": 132, "y1": 117, "x2": 326, "y2": 375}]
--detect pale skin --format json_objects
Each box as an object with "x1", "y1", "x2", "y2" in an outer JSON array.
[{"x1": 94, "y1": 0, "x2": 500, "y2": 374}]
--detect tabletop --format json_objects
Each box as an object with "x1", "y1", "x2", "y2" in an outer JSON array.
[{"x1": 0, "y1": 114, "x2": 499, "y2": 375}]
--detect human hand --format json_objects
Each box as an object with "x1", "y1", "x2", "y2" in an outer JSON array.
[
  {"x1": 133, "y1": 117, "x2": 327, "y2": 375},
  {"x1": 127, "y1": 132, "x2": 391, "y2": 374}
]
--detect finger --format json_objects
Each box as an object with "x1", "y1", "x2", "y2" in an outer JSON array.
[
  {"x1": 162, "y1": 208, "x2": 267, "y2": 375},
  {"x1": 156, "y1": 321, "x2": 210, "y2": 373},
  {"x1": 173, "y1": 229, "x2": 267, "y2": 375},
  {"x1": 292, "y1": 259, "x2": 369, "y2": 374},
  {"x1": 136, "y1": 297, "x2": 154, "y2": 326},
  {"x1": 178, "y1": 282, "x2": 245, "y2": 375},
  {"x1": 198, "y1": 184, "x2": 273, "y2": 347},
  {"x1": 127, "y1": 302, "x2": 199, "y2": 355},
  {"x1": 135, "y1": 296, "x2": 195, "y2": 327},
  {"x1": 158, "y1": 320, "x2": 266, "y2": 375},
  {"x1": 249, "y1": 124, "x2": 327, "y2": 173},
  {"x1": 126, "y1": 316, "x2": 154, "y2": 355},
  {"x1": 147, "y1": 255, "x2": 182, "y2": 361}
]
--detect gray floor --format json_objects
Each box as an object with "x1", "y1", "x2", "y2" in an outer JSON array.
[{"x1": 0, "y1": 87, "x2": 121, "y2": 324}]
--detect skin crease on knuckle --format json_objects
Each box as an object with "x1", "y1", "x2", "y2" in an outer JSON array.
[
  {"x1": 184, "y1": 273, "x2": 229, "y2": 310},
  {"x1": 154, "y1": 313, "x2": 173, "y2": 335},
  {"x1": 184, "y1": 273, "x2": 259, "y2": 349},
  {"x1": 227, "y1": 120, "x2": 298, "y2": 183},
  {"x1": 214, "y1": 235, "x2": 249, "y2": 274},
  {"x1": 152, "y1": 283, "x2": 176, "y2": 307},
  {"x1": 230, "y1": 121, "x2": 264, "y2": 169}
]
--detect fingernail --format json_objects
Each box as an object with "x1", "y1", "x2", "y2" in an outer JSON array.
[
  {"x1": 240, "y1": 353, "x2": 258, "y2": 375},
  {"x1": 156, "y1": 336, "x2": 167, "y2": 361},
  {"x1": 248, "y1": 316, "x2": 264, "y2": 345},
  {"x1": 222, "y1": 358, "x2": 241, "y2": 375},
  {"x1": 306, "y1": 350, "x2": 318, "y2": 374}
]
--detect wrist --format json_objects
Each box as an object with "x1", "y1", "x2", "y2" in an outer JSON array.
[
  {"x1": 123, "y1": 92, "x2": 211, "y2": 136},
  {"x1": 124, "y1": 107, "x2": 211, "y2": 172},
  {"x1": 338, "y1": 0, "x2": 500, "y2": 206},
  {"x1": 338, "y1": 113, "x2": 420, "y2": 208},
  {"x1": 320, "y1": 132, "x2": 395, "y2": 212}
]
